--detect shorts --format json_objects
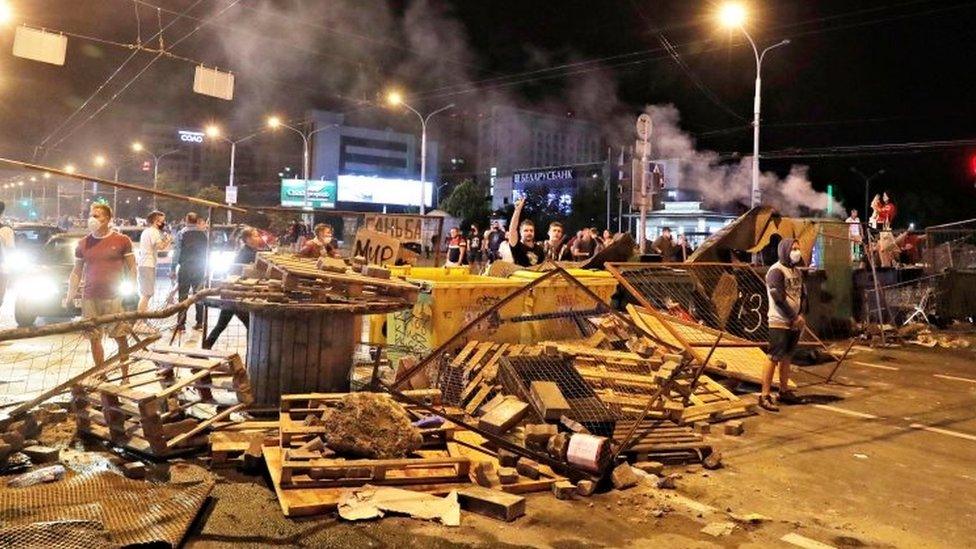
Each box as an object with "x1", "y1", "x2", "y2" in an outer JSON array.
[
  {"x1": 768, "y1": 327, "x2": 801, "y2": 361},
  {"x1": 81, "y1": 298, "x2": 131, "y2": 339},
  {"x1": 138, "y1": 266, "x2": 156, "y2": 297}
]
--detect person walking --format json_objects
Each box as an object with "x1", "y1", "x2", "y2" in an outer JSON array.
[
  {"x1": 203, "y1": 227, "x2": 265, "y2": 349},
  {"x1": 760, "y1": 238, "x2": 806, "y2": 411},
  {"x1": 171, "y1": 212, "x2": 209, "y2": 331},
  {"x1": 137, "y1": 211, "x2": 171, "y2": 316},
  {"x1": 507, "y1": 198, "x2": 545, "y2": 267},
  {"x1": 652, "y1": 227, "x2": 675, "y2": 262},
  {"x1": 0, "y1": 201, "x2": 14, "y2": 308},
  {"x1": 64, "y1": 203, "x2": 136, "y2": 370}
]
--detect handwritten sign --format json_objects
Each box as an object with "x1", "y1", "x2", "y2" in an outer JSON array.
[
  {"x1": 353, "y1": 228, "x2": 401, "y2": 265},
  {"x1": 364, "y1": 214, "x2": 424, "y2": 243}
]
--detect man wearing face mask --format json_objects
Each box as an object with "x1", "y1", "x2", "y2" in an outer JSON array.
[
  {"x1": 203, "y1": 227, "x2": 266, "y2": 349},
  {"x1": 137, "y1": 211, "x2": 171, "y2": 317},
  {"x1": 64, "y1": 203, "x2": 137, "y2": 370},
  {"x1": 298, "y1": 223, "x2": 340, "y2": 259},
  {"x1": 761, "y1": 238, "x2": 807, "y2": 411}
]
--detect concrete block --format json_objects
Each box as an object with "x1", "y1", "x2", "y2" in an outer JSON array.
[
  {"x1": 497, "y1": 448, "x2": 519, "y2": 468},
  {"x1": 515, "y1": 458, "x2": 540, "y2": 480},
  {"x1": 724, "y1": 420, "x2": 744, "y2": 436},
  {"x1": 611, "y1": 463, "x2": 639, "y2": 490},
  {"x1": 634, "y1": 461, "x2": 664, "y2": 476},
  {"x1": 524, "y1": 423, "x2": 557, "y2": 449},
  {"x1": 551, "y1": 480, "x2": 576, "y2": 500},
  {"x1": 456, "y1": 485, "x2": 526, "y2": 522},
  {"x1": 22, "y1": 445, "x2": 59, "y2": 464},
  {"x1": 497, "y1": 467, "x2": 519, "y2": 485},
  {"x1": 529, "y1": 381, "x2": 570, "y2": 420},
  {"x1": 576, "y1": 479, "x2": 596, "y2": 497},
  {"x1": 702, "y1": 450, "x2": 723, "y2": 470},
  {"x1": 693, "y1": 421, "x2": 711, "y2": 434},
  {"x1": 478, "y1": 398, "x2": 530, "y2": 435},
  {"x1": 472, "y1": 461, "x2": 499, "y2": 488},
  {"x1": 363, "y1": 265, "x2": 391, "y2": 279}
]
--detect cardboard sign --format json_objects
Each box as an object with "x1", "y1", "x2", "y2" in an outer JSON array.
[
  {"x1": 364, "y1": 214, "x2": 424, "y2": 243},
  {"x1": 353, "y1": 228, "x2": 401, "y2": 265}
]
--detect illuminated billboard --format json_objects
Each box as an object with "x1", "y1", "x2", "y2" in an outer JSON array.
[
  {"x1": 280, "y1": 179, "x2": 337, "y2": 209},
  {"x1": 337, "y1": 175, "x2": 433, "y2": 207}
]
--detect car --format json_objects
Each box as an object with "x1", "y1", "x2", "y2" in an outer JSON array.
[
  {"x1": 116, "y1": 225, "x2": 174, "y2": 274},
  {"x1": 11, "y1": 232, "x2": 139, "y2": 327},
  {"x1": 4, "y1": 223, "x2": 65, "y2": 275}
]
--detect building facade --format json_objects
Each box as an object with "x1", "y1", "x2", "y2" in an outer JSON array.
[{"x1": 477, "y1": 105, "x2": 604, "y2": 210}]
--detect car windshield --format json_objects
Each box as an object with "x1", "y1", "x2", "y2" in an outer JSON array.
[{"x1": 44, "y1": 237, "x2": 81, "y2": 265}]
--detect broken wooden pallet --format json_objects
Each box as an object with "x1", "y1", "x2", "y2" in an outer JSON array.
[{"x1": 278, "y1": 448, "x2": 470, "y2": 489}]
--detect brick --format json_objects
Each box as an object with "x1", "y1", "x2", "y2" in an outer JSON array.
[
  {"x1": 497, "y1": 467, "x2": 519, "y2": 484},
  {"x1": 551, "y1": 480, "x2": 576, "y2": 500},
  {"x1": 515, "y1": 458, "x2": 540, "y2": 480},
  {"x1": 547, "y1": 432, "x2": 571, "y2": 460},
  {"x1": 363, "y1": 265, "x2": 391, "y2": 279},
  {"x1": 693, "y1": 421, "x2": 711, "y2": 434},
  {"x1": 559, "y1": 416, "x2": 589, "y2": 434},
  {"x1": 22, "y1": 445, "x2": 59, "y2": 465},
  {"x1": 317, "y1": 257, "x2": 348, "y2": 273},
  {"x1": 122, "y1": 461, "x2": 147, "y2": 480},
  {"x1": 702, "y1": 450, "x2": 723, "y2": 470},
  {"x1": 478, "y1": 398, "x2": 530, "y2": 435},
  {"x1": 497, "y1": 448, "x2": 519, "y2": 468},
  {"x1": 634, "y1": 461, "x2": 664, "y2": 476},
  {"x1": 456, "y1": 485, "x2": 526, "y2": 522},
  {"x1": 611, "y1": 463, "x2": 639, "y2": 490},
  {"x1": 529, "y1": 381, "x2": 571, "y2": 420},
  {"x1": 472, "y1": 461, "x2": 499, "y2": 488},
  {"x1": 576, "y1": 479, "x2": 596, "y2": 497},
  {"x1": 524, "y1": 423, "x2": 557, "y2": 449},
  {"x1": 724, "y1": 420, "x2": 744, "y2": 436}
]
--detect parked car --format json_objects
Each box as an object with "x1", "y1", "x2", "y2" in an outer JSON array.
[
  {"x1": 11, "y1": 232, "x2": 138, "y2": 327},
  {"x1": 116, "y1": 225, "x2": 173, "y2": 274}
]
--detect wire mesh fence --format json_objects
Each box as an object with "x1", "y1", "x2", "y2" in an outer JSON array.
[
  {"x1": 925, "y1": 219, "x2": 976, "y2": 273},
  {"x1": 863, "y1": 274, "x2": 945, "y2": 326}
]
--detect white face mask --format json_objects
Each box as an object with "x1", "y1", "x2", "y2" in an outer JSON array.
[
  {"x1": 789, "y1": 250, "x2": 803, "y2": 264},
  {"x1": 87, "y1": 217, "x2": 103, "y2": 233}
]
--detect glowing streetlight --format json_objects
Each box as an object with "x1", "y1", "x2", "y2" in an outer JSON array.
[
  {"x1": 386, "y1": 90, "x2": 403, "y2": 107},
  {"x1": 30, "y1": 176, "x2": 36, "y2": 182},
  {"x1": 715, "y1": 2, "x2": 789, "y2": 209},
  {"x1": 131, "y1": 142, "x2": 144, "y2": 152},
  {"x1": 718, "y1": 3, "x2": 747, "y2": 28},
  {"x1": 63, "y1": 164, "x2": 76, "y2": 174},
  {"x1": 17, "y1": 181, "x2": 23, "y2": 186},
  {"x1": 43, "y1": 172, "x2": 51, "y2": 179},
  {"x1": 383, "y1": 88, "x2": 454, "y2": 215},
  {"x1": 205, "y1": 124, "x2": 221, "y2": 138},
  {"x1": 93, "y1": 154, "x2": 106, "y2": 167},
  {"x1": 266, "y1": 116, "x2": 281, "y2": 129}
]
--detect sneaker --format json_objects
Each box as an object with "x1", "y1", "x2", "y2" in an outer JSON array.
[{"x1": 758, "y1": 395, "x2": 779, "y2": 412}]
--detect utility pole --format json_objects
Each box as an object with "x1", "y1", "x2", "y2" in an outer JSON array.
[{"x1": 635, "y1": 114, "x2": 652, "y2": 253}]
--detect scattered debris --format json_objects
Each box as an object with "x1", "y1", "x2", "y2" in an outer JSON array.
[
  {"x1": 576, "y1": 479, "x2": 596, "y2": 497},
  {"x1": 634, "y1": 461, "x2": 665, "y2": 475},
  {"x1": 7, "y1": 464, "x2": 66, "y2": 488},
  {"x1": 611, "y1": 463, "x2": 640, "y2": 490},
  {"x1": 456, "y1": 485, "x2": 526, "y2": 522},
  {"x1": 724, "y1": 420, "x2": 745, "y2": 436},
  {"x1": 551, "y1": 480, "x2": 576, "y2": 500},
  {"x1": 337, "y1": 485, "x2": 460, "y2": 526},
  {"x1": 702, "y1": 451, "x2": 724, "y2": 470},
  {"x1": 318, "y1": 393, "x2": 423, "y2": 459},
  {"x1": 701, "y1": 521, "x2": 737, "y2": 537}
]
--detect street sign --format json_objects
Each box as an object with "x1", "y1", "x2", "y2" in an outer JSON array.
[
  {"x1": 225, "y1": 186, "x2": 238, "y2": 205},
  {"x1": 635, "y1": 113, "x2": 653, "y2": 142},
  {"x1": 13, "y1": 26, "x2": 67, "y2": 66}
]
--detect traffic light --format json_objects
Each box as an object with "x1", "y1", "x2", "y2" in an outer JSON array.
[{"x1": 969, "y1": 154, "x2": 976, "y2": 177}]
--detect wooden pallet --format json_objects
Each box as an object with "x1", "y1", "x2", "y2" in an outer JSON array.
[
  {"x1": 254, "y1": 253, "x2": 419, "y2": 301},
  {"x1": 71, "y1": 346, "x2": 252, "y2": 457},
  {"x1": 279, "y1": 448, "x2": 470, "y2": 489}
]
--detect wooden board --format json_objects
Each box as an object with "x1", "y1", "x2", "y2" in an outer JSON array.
[{"x1": 448, "y1": 430, "x2": 565, "y2": 494}]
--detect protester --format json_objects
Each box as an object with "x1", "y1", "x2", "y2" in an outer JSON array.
[
  {"x1": 846, "y1": 209, "x2": 863, "y2": 261},
  {"x1": 203, "y1": 227, "x2": 265, "y2": 349},
  {"x1": 675, "y1": 234, "x2": 693, "y2": 262},
  {"x1": 136, "y1": 211, "x2": 171, "y2": 322},
  {"x1": 507, "y1": 198, "x2": 545, "y2": 267},
  {"x1": 0, "y1": 201, "x2": 14, "y2": 308},
  {"x1": 171, "y1": 212, "x2": 208, "y2": 331},
  {"x1": 761, "y1": 238, "x2": 806, "y2": 411},
  {"x1": 467, "y1": 224, "x2": 482, "y2": 264},
  {"x1": 877, "y1": 191, "x2": 896, "y2": 229},
  {"x1": 64, "y1": 203, "x2": 136, "y2": 370},
  {"x1": 444, "y1": 226, "x2": 467, "y2": 266},
  {"x1": 298, "y1": 223, "x2": 340, "y2": 259},
  {"x1": 543, "y1": 221, "x2": 572, "y2": 261},
  {"x1": 602, "y1": 229, "x2": 612, "y2": 244},
  {"x1": 483, "y1": 221, "x2": 506, "y2": 262},
  {"x1": 652, "y1": 227, "x2": 675, "y2": 262},
  {"x1": 571, "y1": 228, "x2": 598, "y2": 260},
  {"x1": 589, "y1": 228, "x2": 605, "y2": 254}
]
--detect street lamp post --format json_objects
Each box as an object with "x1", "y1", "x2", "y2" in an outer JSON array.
[
  {"x1": 206, "y1": 125, "x2": 266, "y2": 223},
  {"x1": 386, "y1": 91, "x2": 454, "y2": 216},
  {"x1": 131, "y1": 142, "x2": 178, "y2": 212},
  {"x1": 267, "y1": 117, "x2": 338, "y2": 219},
  {"x1": 718, "y1": 4, "x2": 789, "y2": 208},
  {"x1": 93, "y1": 154, "x2": 122, "y2": 216},
  {"x1": 850, "y1": 167, "x2": 885, "y2": 218}
]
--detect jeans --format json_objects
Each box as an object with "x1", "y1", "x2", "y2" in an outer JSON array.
[
  {"x1": 176, "y1": 267, "x2": 205, "y2": 328},
  {"x1": 203, "y1": 309, "x2": 249, "y2": 349}
]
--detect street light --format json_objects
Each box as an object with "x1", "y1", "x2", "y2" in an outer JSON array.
[
  {"x1": 63, "y1": 164, "x2": 76, "y2": 174},
  {"x1": 131, "y1": 141, "x2": 177, "y2": 211},
  {"x1": 92, "y1": 154, "x2": 122, "y2": 215},
  {"x1": 850, "y1": 167, "x2": 885, "y2": 219},
  {"x1": 0, "y1": 1, "x2": 13, "y2": 25},
  {"x1": 385, "y1": 90, "x2": 454, "y2": 215},
  {"x1": 206, "y1": 123, "x2": 267, "y2": 222},
  {"x1": 266, "y1": 115, "x2": 337, "y2": 214},
  {"x1": 718, "y1": 3, "x2": 789, "y2": 208}
]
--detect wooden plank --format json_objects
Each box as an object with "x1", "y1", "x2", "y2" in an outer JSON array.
[{"x1": 451, "y1": 341, "x2": 480, "y2": 368}]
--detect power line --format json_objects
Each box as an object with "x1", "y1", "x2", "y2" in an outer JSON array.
[{"x1": 720, "y1": 137, "x2": 976, "y2": 160}]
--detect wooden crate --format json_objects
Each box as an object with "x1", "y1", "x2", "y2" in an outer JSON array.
[{"x1": 71, "y1": 346, "x2": 252, "y2": 457}]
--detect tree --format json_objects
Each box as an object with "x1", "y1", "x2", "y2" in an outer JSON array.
[
  {"x1": 440, "y1": 179, "x2": 491, "y2": 229},
  {"x1": 195, "y1": 185, "x2": 225, "y2": 204}
]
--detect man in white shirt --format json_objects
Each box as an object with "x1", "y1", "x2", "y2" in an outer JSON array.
[
  {"x1": 0, "y1": 201, "x2": 15, "y2": 308},
  {"x1": 137, "y1": 211, "x2": 171, "y2": 313},
  {"x1": 845, "y1": 209, "x2": 863, "y2": 262}
]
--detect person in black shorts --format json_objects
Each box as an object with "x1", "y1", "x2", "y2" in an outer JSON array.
[
  {"x1": 507, "y1": 198, "x2": 544, "y2": 267},
  {"x1": 761, "y1": 238, "x2": 807, "y2": 411}
]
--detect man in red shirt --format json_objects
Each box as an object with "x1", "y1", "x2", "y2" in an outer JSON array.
[
  {"x1": 64, "y1": 203, "x2": 138, "y2": 370},
  {"x1": 297, "y1": 223, "x2": 340, "y2": 259}
]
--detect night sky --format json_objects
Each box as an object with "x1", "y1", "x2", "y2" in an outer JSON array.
[{"x1": 1, "y1": 0, "x2": 974, "y2": 226}]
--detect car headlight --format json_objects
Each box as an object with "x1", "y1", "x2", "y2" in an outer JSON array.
[
  {"x1": 3, "y1": 250, "x2": 32, "y2": 274},
  {"x1": 118, "y1": 280, "x2": 136, "y2": 296},
  {"x1": 210, "y1": 251, "x2": 235, "y2": 274},
  {"x1": 16, "y1": 276, "x2": 59, "y2": 301}
]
